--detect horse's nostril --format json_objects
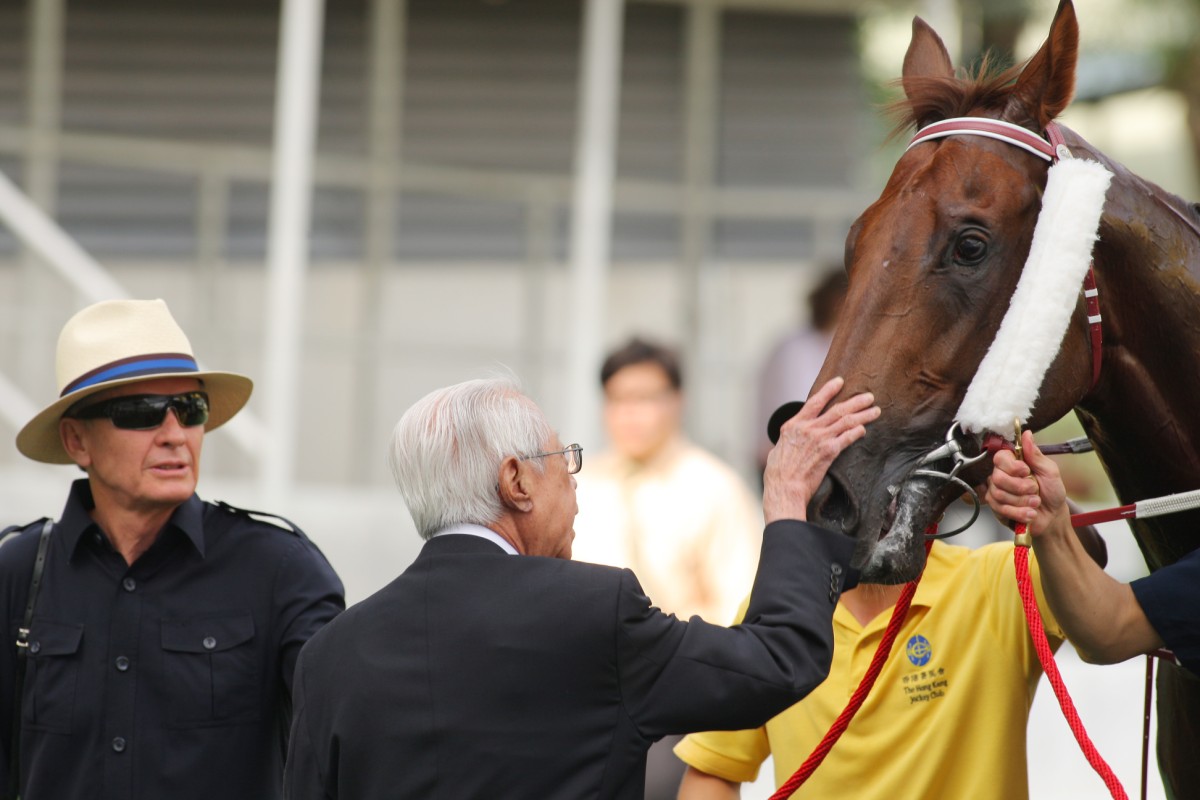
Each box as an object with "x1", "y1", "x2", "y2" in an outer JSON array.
[{"x1": 811, "y1": 474, "x2": 859, "y2": 535}]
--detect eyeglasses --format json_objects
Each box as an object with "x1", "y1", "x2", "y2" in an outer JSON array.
[
  {"x1": 522, "y1": 443, "x2": 583, "y2": 474},
  {"x1": 68, "y1": 391, "x2": 211, "y2": 431}
]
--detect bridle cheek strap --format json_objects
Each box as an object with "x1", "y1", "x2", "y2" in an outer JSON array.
[{"x1": 1082, "y1": 268, "x2": 1102, "y2": 391}]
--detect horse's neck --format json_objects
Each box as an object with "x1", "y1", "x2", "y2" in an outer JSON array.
[{"x1": 1075, "y1": 166, "x2": 1200, "y2": 569}]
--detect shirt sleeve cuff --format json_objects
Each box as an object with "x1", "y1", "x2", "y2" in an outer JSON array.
[{"x1": 673, "y1": 734, "x2": 763, "y2": 784}]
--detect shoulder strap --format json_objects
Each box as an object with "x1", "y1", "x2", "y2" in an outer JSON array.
[
  {"x1": 0, "y1": 526, "x2": 27, "y2": 550},
  {"x1": 213, "y1": 500, "x2": 310, "y2": 541},
  {"x1": 17, "y1": 520, "x2": 54, "y2": 653},
  {"x1": 9, "y1": 518, "x2": 52, "y2": 799}
]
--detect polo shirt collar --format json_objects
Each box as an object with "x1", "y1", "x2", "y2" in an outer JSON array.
[
  {"x1": 908, "y1": 540, "x2": 951, "y2": 610},
  {"x1": 59, "y1": 478, "x2": 207, "y2": 559},
  {"x1": 834, "y1": 541, "x2": 950, "y2": 634}
]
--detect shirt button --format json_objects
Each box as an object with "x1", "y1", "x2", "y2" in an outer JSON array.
[
  {"x1": 832, "y1": 564, "x2": 844, "y2": 576},
  {"x1": 28, "y1": 641, "x2": 40, "y2": 655},
  {"x1": 122, "y1": 577, "x2": 137, "y2": 592},
  {"x1": 112, "y1": 737, "x2": 126, "y2": 753},
  {"x1": 202, "y1": 636, "x2": 217, "y2": 651},
  {"x1": 115, "y1": 656, "x2": 130, "y2": 672}
]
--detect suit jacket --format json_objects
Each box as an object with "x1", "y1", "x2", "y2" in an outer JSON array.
[{"x1": 284, "y1": 520, "x2": 855, "y2": 799}]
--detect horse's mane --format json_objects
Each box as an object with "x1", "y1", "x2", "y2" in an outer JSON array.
[{"x1": 885, "y1": 54, "x2": 1026, "y2": 140}]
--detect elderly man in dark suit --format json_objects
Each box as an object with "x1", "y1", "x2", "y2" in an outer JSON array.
[{"x1": 284, "y1": 374, "x2": 878, "y2": 800}]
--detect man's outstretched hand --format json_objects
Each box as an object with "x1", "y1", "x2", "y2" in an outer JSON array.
[{"x1": 763, "y1": 376, "x2": 880, "y2": 524}]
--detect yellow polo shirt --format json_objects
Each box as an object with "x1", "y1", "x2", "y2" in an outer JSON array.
[{"x1": 675, "y1": 541, "x2": 1063, "y2": 800}]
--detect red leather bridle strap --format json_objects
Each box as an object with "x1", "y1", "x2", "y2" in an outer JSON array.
[
  {"x1": 1082, "y1": 269, "x2": 1103, "y2": 390},
  {"x1": 907, "y1": 117, "x2": 1056, "y2": 161}
]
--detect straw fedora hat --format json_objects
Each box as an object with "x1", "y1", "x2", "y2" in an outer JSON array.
[{"x1": 16, "y1": 298, "x2": 253, "y2": 464}]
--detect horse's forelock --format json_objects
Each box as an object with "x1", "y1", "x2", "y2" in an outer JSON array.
[{"x1": 885, "y1": 55, "x2": 1028, "y2": 140}]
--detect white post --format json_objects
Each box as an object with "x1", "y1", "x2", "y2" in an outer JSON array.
[
  {"x1": 19, "y1": 0, "x2": 64, "y2": 397},
  {"x1": 352, "y1": 0, "x2": 405, "y2": 483},
  {"x1": 679, "y1": 1, "x2": 719, "y2": 435},
  {"x1": 564, "y1": 0, "x2": 624, "y2": 450},
  {"x1": 261, "y1": 0, "x2": 325, "y2": 504}
]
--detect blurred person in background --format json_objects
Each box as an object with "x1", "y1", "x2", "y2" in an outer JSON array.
[
  {"x1": 572, "y1": 337, "x2": 763, "y2": 800},
  {"x1": 0, "y1": 298, "x2": 344, "y2": 800},
  {"x1": 284, "y1": 375, "x2": 878, "y2": 800},
  {"x1": 755, "y1": 269, "x2": 847, "y2": 479}
]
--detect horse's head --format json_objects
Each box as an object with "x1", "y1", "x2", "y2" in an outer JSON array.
[{"x1": 811, "y1": 0, "x2": 1098, "y2": 583}]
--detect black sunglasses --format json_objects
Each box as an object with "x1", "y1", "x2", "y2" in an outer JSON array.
[{"x1": 69, "y1": 391, "x2": 211, "y2": 431}]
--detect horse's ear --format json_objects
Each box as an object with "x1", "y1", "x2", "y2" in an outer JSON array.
[
  {"x1": 902, "y1": 16, "x2": 954, "y2": 99},
  {"x1": 1007, "y1": 0, "x2": 1078, "y2": 128}
]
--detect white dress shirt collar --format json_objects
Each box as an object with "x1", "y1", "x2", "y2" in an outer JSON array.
[{"x1": 431, "y1": 523, "x2": 519, "y2": 555}]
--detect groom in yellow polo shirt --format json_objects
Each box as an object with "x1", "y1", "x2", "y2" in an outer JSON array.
[{"x1": 674, "y1": 532, "x2": 1104, "y2": 800}]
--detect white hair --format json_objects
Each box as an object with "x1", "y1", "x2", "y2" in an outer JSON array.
[{"x1": 388, "y1": 377, "x2": 555, "y2": 540}]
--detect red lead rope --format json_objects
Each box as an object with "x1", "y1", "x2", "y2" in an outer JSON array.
[
  {"x1": 1013, "y1": 529, "x2": 1128, "y2": 799},
  {"x1": 768, "y1": 518, "x2": 1134, "y2": 800},
  {"x1": 768, "y1": 537, "x2": 934, "y2": 800}
]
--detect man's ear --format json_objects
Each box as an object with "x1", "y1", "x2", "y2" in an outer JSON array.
[
  {"x1": 496, "y1": 455, "x2": 534, "y2": 513},
  {"x1": 59, "y1": 418, "x2": 92, "y2": 469}
]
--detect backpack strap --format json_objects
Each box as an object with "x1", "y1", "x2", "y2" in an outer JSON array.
[
  {"x1": 17, "y1": 521, "x2": 54, "y2": 653},
  {"x1": 7, "y1": 518, "x2": 52, "y2": 800}
]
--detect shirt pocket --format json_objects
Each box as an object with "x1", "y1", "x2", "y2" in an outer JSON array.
[
  {"x1": 161, "y1": 613, "x2": 260, "y2": 727},
  {"x1": 23, "y1": 620, "x2": 84, "y2": 734}
]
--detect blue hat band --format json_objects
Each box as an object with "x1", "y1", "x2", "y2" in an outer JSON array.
[{"x1": 61, "y1": 353, "x2": 200, "y2": 397}]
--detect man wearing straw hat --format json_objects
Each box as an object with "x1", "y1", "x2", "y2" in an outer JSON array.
[{"x1": 0, "y1": 298, "x2": 345, "y2": 800}]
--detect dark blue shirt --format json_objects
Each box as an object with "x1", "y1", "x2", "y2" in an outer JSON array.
[
  {"x1": 0, "y1": 479, "x2": 345, "y2": 799},
  {"x1": 1131, "y1": 547, "x2": 1200, "y2": 676}
]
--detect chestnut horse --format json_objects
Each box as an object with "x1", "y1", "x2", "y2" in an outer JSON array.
[{"x1": 808, "y1": 1, "x2": 1200, "y2": 794}]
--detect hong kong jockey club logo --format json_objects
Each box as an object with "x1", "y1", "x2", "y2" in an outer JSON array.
[{"x1": 906, "y1": 634, "x2": 932, "y2": 667}]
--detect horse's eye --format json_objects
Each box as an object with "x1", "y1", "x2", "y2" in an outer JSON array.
[{"x1": 953, "y1": 232, "x2": 988, "y2": 266}]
